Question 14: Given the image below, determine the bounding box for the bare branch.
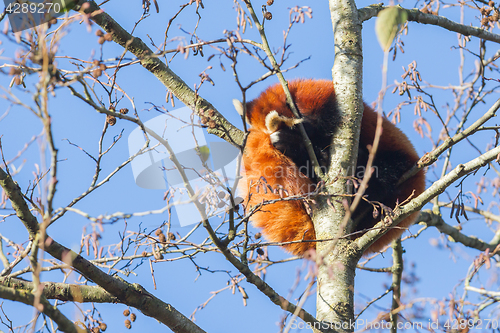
[390,239,403,332]
[418,210,498,251]
[242,0,324,179]
[0,277,119,303]
[73,1,244,147]
[399,97,500,185]
[358,145,500,251]
[0,284,88,333]
[359,4,500,44]
[0,166,206,333]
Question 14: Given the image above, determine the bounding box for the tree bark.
[313,0,364,331]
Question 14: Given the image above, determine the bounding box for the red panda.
[236,79,426,256]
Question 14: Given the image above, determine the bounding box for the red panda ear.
[233,99,251,125]
[265,110,303,133]
[233,99,244,116]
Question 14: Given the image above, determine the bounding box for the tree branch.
[197,205,322,330]
[438,201,500,224]
[418,210,499,251]
[0,166,206,333]
[0,277,119,303]
[311,0,365,330]
[399,97,500,186]
[73,0,244,147]
[359,4,500,44]
[390,239,403,332]
[242,0,324,179]
[357,145,500,251]
[0,284,88,333]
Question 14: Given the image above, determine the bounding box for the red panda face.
[257,107,331,182]
[235,81,339,183]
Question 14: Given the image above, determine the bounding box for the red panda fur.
[240,79,426,256]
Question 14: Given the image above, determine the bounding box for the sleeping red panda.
[236,79,426,256]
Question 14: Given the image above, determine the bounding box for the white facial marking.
[270,131,281,144]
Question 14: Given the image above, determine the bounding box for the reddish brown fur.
[241,79,426,256]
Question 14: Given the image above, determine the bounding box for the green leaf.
[52,0,77,14]
[375,7,407,52]
[198,145,211,163]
